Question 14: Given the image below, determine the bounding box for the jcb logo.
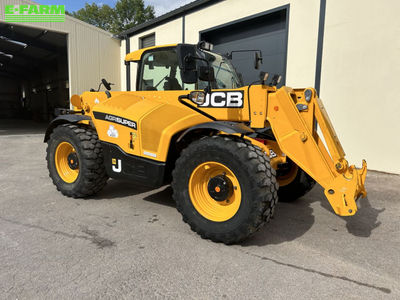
[112,158,121,173]
[198,91,244,108]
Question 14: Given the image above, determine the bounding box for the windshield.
[197,50,242,89]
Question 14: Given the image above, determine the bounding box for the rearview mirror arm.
[96,82,103,92]
[184,54,213,95]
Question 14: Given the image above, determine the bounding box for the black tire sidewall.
[47,126,85,194]
[278,161,316,202]
[174,139,266,235]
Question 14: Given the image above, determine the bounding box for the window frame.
[139,33,156,49]
[136,46,178,91]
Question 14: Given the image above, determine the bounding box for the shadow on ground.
[244,185,385,246]
[313,185,385,238]
[93,179,385,245]
[340,197,385,237]
[143,186,175,208]
[93,179,155,200]
[93,180,175,207]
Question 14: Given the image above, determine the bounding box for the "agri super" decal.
[93,112,137,130]
[198,91,244,108]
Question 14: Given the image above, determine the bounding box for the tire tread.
[46,124,108,198]
[172,135,278,244]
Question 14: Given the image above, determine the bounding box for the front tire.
[46,124,108,198]
[172,136,278,244]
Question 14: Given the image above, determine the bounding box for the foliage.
[67,0,155,34]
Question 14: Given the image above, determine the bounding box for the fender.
[177,121,254,143]
[44,114,92,142]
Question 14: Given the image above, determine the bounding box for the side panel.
[88,88,268,162]
[101,142,165,188]
[90,94,161,159]
[139,104,210,161]
[90,91,212,162]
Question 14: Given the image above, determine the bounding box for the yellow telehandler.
[45,42,367,243]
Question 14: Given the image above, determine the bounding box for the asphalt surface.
[0,133,399,299]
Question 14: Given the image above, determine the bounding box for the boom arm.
[266,87,367,216]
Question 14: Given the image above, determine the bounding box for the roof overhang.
[125,44,177,62]
[118,0,221,38]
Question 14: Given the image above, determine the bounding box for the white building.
[0,0,121,121]
[1,0,399,174]
[119,0,400,174]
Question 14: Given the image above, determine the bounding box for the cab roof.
[125,44,178,62]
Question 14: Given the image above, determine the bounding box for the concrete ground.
[0,133,399,299]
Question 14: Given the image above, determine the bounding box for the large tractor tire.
[277,160,316,202]
[172,136,278,244]
[46,124,108,198]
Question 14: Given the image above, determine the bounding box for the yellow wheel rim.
[277,164,298,187]
[189,161,241,222]
[55,141,79,183]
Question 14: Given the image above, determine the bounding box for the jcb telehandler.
[45,42,367,244]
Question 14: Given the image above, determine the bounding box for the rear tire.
[277,160,316,202]
[172,136,278,244]
[46,124,108,198]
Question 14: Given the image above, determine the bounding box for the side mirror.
[177,44,198,84]
[198,66,215,82]
[102,78,112,90]
[255,52,263,70]
[270,74,282,86]
[259,71,269,85]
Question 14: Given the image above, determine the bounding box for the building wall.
[0,0,121,95]
[125,17,184,89]
[320,0,400,173]
[123,0,400,174]
[185,0,320,88]
[125,0,320,90]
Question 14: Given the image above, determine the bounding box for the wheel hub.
[67,153,79,170]
[207,174,233,202]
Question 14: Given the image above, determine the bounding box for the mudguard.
[177,121,254,142]
[44,114,92,142]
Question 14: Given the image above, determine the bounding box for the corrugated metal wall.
[0,0,121,95]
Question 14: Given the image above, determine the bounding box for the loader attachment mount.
[266,87,367,216]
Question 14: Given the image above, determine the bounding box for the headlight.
[190,91,206,105]
[304,89,313,102]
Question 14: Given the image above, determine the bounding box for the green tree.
[67,3,115,33]
[67,0,155,35]
[114,0,155,33]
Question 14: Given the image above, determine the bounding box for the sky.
[37,0,194,16]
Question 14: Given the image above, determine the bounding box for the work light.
[304,89,312,102]
[190,91,206,105]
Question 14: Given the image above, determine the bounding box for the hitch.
[324,159,367,216]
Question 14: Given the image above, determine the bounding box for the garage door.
[200,8,288,86]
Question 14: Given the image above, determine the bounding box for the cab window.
[139,49,195,91]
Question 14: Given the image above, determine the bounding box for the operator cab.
[126,43,243,92]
